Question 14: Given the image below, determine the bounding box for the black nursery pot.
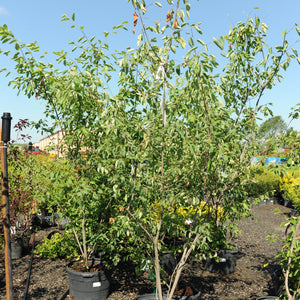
[11,239,23,259]
[67,261,110,300]
[135,291,201,300]
[135,294,168,300]
[204,251,237,275]
[255,297,279,300]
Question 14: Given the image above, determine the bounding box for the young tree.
[0,1,299,299]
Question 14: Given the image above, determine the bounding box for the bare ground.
[0,203,291,300]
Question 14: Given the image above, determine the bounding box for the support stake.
[1,112,13,300]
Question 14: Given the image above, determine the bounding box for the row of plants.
[1,0,299,299]
[245,164,300,209]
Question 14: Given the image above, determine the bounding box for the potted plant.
[9,218,32,259]
[279,172,300,209]
[7,146,36,259]
[34,159,111,300]
[8,144,112,298]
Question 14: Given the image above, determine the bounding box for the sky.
[0,0,299,142]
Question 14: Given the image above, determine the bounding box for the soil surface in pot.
[69,260,103,273]
[0,204,291,299]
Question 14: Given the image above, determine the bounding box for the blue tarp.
[265,157,286,165]
[250,157,259,165]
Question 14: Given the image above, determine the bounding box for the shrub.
[245,166,281,200]
[280,172,300,208]
[34,231,79,259]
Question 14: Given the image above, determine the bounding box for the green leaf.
[61,14,69,21]
[192,25,202,35]
[296,27,300,37]
[154,2,162,7]
[197,39,206,49]
[188,37,194,47]
[291,48,298,56]
[184,46,197,60]
[137,33,143,46]
[177,10,185,22]
[186,1,191,11]
[170,45,176,53]
[255,16,260,28]
[71,13,75,21]
[177,36,186,49]
[213,37,223,50]
[261,23,268,33]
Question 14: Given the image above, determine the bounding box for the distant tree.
[258,116,287,138]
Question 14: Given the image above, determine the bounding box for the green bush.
[279,170,300,208]
[245,166,281,200]
[34,231,79,259]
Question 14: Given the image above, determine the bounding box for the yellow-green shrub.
[280,172,300,208]
[151,201,224,225]
[34,231,79,259]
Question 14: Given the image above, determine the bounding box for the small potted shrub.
[8,146,35,258]
[36,159,111,300]
[279,173,300,209]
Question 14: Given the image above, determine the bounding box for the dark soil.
[69,260,104,273]
[0,203,291,300]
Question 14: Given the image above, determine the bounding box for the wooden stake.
[1,123,13,300]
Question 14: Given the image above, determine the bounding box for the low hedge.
[245,166,281,200]
[245,165,300,208]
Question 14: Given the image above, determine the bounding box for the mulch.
[0,203,292,299]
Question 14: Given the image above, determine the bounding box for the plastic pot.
[204,252,237,275]
[11,239,23,259]
[67,261,110,300]
[161,251,176,275]
[255,297,279,300]
[291,208,300,217]
[135,291,201,300]
[284,199,292,208]
[258,199,275,205]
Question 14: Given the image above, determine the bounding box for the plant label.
[93,282,101,287]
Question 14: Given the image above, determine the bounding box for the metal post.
[1,112,13,300]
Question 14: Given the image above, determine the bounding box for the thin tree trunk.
[82,209,88,266]
[154,238,164,300]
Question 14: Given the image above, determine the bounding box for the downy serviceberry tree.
[0,1,299,298]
